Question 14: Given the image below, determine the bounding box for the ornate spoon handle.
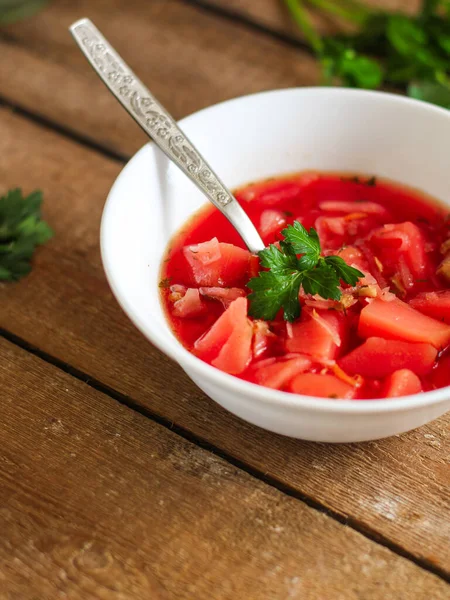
[70,18,265,254]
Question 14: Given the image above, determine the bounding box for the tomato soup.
[159,173,450,399]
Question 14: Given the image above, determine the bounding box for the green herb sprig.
[0,188,53,281]
[284,0,450,109]
[248,221,364,322]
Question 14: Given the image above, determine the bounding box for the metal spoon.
[69,18,265,254]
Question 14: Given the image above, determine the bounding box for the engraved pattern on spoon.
[72,22,233,207]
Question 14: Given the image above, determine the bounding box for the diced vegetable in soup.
[160,172,450,399]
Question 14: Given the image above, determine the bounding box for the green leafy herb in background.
[0,0,48,25]
[0,188,53,281]
[247,221,363,321]
[284,0,450,109]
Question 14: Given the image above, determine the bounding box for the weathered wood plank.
[197,0,421,39]
[0,0,319,157]
[1,108,450,574]
[3,338,450,599]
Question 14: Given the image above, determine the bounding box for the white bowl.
[101,87,450,443]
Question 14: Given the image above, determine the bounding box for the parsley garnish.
[248,221,364,322]
[0,189,53,281]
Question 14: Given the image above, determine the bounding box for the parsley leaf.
[282,222,320,269]
[248,270,303,321]
[324,255,364,286]
[302,260,342,300]
[284,0,450,110]
[259,242,298,275]
[408,80,450,108]
[248,220,364,322]
[0,188,53,281]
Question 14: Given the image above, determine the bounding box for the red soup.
[159,172,450,400]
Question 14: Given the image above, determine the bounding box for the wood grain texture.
[197,0,421,39]
[1,107,450,575]
[0,0,319,157]
[3,337,450,600]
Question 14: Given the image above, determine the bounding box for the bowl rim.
[101,86,450,415]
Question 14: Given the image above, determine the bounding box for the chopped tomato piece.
[395,223,429,279]
[355,242,387,288]
[369,222,430,285]
[211,243,250,285]
[199,287,246,308]
[339,337,437,377]
[290,373,356,399]
[212,326,253,375]
[194,298,252,374]
[172,288,205,318]
[286,310,346,359]
[254,356,311,390]
[383,369,422,397]
[409,290,450,325]
[186,237,221,264]
[184,239,250,287]
[310,309,341,346]
[358,297,450,349]
[315,215,346,249]
[331,246,378,292]
[259,209,287,241]
[194,305,233,358]
[370,223,410,250]
[336,246,370,274]
[315,216,375,250]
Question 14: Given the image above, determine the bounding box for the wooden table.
[0,1,449,598]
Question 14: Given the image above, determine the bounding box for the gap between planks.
[1,325,449,586]
[0,96,128,164]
